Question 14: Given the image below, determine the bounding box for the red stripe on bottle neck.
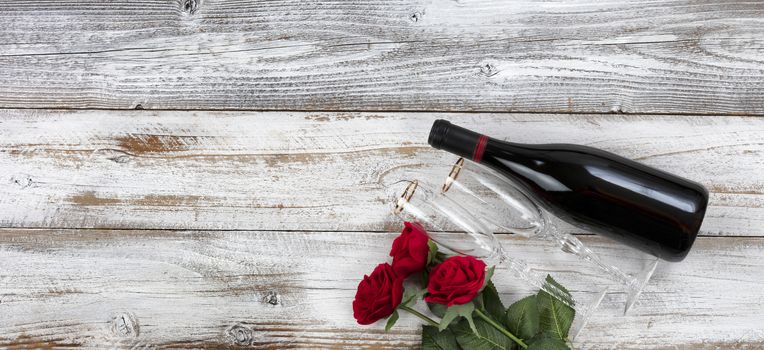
[472,135,488,163]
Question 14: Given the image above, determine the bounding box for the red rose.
[353,263,404,325]
[390,222,430,277]
[425,256,487,306]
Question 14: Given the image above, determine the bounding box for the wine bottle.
[428,119,708,262]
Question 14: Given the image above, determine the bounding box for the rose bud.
[425,256,487,307]
[353,263,404,325]
[390,222,430,278]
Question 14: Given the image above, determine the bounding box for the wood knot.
[110,312,139,338]
[480,63,498,77]
[226,324,254,346]
[10,175,34,189]
[262,291,281,306]
[91,149,132,164]
[108,155,131,164]
[409,11,422,22]
[182,0,199,14]
[134,104,143,110]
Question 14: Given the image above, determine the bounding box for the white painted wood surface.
[0,1,763,113]
[1,1,763,349]
[1,231,763,349]
[1,110,763,349]
[1,110,763,235]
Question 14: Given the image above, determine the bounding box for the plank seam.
[0,107,763,117]
[0,227,757,238]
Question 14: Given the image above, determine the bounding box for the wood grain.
[0,229,762,349]
[1,110,763,235]
[1,1,762,114]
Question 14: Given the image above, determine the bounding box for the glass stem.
[474,309,528,349]
[498,251,576,308]
[399,305,439,327]
[554,230,638,289]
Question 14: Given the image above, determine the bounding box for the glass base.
[570,288,608,340]
[624,258,659,314]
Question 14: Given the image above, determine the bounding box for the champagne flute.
[389,179,607,340]
[441,158,659,314]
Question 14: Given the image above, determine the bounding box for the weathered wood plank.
[0,230,762,349]
[2,110,763,235]
[0,1,762,113]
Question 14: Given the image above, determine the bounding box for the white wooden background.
[1,1,763,349]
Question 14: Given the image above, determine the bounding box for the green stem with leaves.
[399,305,439,327]
[474,309,528,349]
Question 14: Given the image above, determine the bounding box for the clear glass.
[388,179,607,340]
[441,158,659,313]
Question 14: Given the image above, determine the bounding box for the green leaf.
[428,302,448,318]
[427,240,439,266]
[385,310,399,332]
[401,287,426,307]
[526,332,571,350]
[439,302,476,332]
[537,275,575,340]
[505,295,540,341]
[422,325,462,350]
[480,266,495,291]
[452,318,516,350]
[542,275,574,306]
[481,280,505,322]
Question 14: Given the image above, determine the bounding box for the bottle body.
[428,119,709,262]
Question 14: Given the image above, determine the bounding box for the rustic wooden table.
[1,1,763,349]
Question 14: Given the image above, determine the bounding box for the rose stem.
[399,305,439,327]
[474,309,528,349]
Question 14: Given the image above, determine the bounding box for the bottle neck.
[428,119,492,163]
